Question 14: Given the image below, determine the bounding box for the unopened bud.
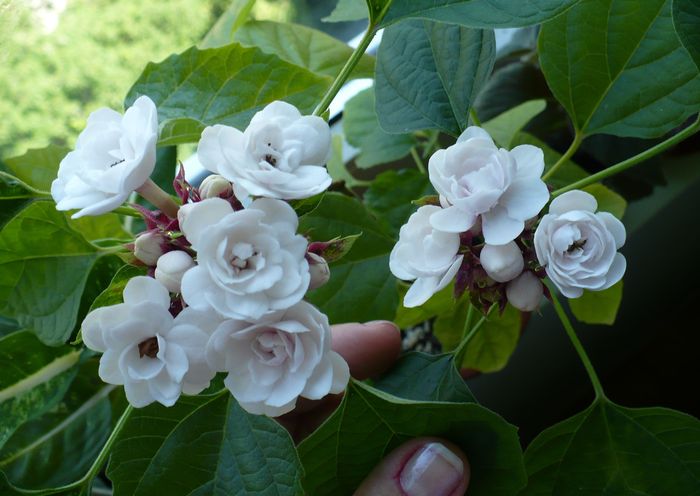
[307,253,330,290]
[480,241,524,283]
[199,174,233,199]
[134,231,166,266]
[155,250,195,293]
[506,271,543,312]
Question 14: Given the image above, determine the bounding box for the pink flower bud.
[199,174,233,199]
[307,253,330,290]
[155,250,195,293]
[506,271,543,312]
[480,241,524,283]
[134,231,166,266]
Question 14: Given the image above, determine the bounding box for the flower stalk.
[136,178,180,218]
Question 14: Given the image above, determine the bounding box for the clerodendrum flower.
[428,126,549,245]
[206,301,350,417]
[179,197,310,320]
[82,276,219,407]
[51,96,158,218]
[197,101,332,200]
[534,190,626,298]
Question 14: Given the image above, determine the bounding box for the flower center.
[230,242,258,273]
[566,239,587,254]
[252,330,289,366]
[138,336,159,358]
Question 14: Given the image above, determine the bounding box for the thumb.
[354,437,470,496]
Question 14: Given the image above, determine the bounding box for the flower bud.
[479,241,524,283]
[199,174,233,199]
[506,271,543,312]
[177,202,195,230]
[155,250,195,293]
[307,252,330,290]
[134,231,166,266]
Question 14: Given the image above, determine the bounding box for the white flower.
[179,197,310,320]
[506,271,543,311]
[81,276,219,407]
[51,96,158,218]
[534,190,626,298]
[155,250,195,293]
[428,127,549,245]
[197,101,332,200]
[198,174,233,199]
[480,241,524,283]
[390,206,464,308]
[206,301,349,417]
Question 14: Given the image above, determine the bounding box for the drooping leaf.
[539,0,700,138]
[300,193,398,324]
[0,331,80,451]
[382,0,581,28]
[343,87,415,168]
[234,21,375,79]
[375,20,495,136]
[0,202,100,345]
[200,0,256,48]
[482,99,547,148]
[673,0,700,71]
[523,399,700,494]
[374,352,476,403]
[125,43,332,146]
[299,380,526,496]
[569,280,624,325]
[323,0,369,22]
[109,394,303,496]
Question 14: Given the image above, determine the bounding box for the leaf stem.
[410,147,427,174]
[135,179,179,218]
[542,130,584,181]
[552,114,700,197]
[453,303,492,365]
[422,130,440,159]
[469,108,482,127]
[545,281,605,399]
[113,205,142,218]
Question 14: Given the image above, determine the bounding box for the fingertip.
[331,320,402,380]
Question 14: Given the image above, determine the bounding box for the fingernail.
[364,320,399,330]
[399,442,464,496]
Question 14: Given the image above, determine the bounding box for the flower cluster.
[390,126,626,313]
[63,98,349,416]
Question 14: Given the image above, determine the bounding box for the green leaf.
[435,303,522,373]
[583,183,627,219]
[568,280,624,325]
[374,352,476,403]
[125,43,332,145]
[300,193,398,324]
[2,145,69,192]
[234,21,375,79]
[200,0,256,48]
[375,20,495,136]
[482,99,547,148]
[539,0,700,138]
[323,0,369,22]
[299,380,526,496]
[326,135,367,189]
[382,0,581,28]
[523,398,700,494]
[109,395,303,496]
[0,202,100,345]
[394,282,455,329]
[673,0,700,71]
[364,169,434,234]
[89,265,146,313]
[0,173,46,231]
[0,331,80,451]
[0,361,113,491]
[289,192,325,217]
[344,87,415,168]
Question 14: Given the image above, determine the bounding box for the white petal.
[510,144,545,178]
[550,190,597,215]
[601,253,626,290]
[481,205,525,245]
[301,358,333,400]
[429,205,476,233]
[179,198,234,250]
[499,178,550,221]
[457,126,495,145]
[403,276,440,308]
[98,349,124,385]
[250,197,299,232]
[81,308,108,352]
[329,351,350,394]
[597,212,626,249]
[123,381,154,408]
[148,372,181,407]
[123,276,171,309]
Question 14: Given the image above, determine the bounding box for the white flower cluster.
[390,126,626,312]
[68,99,348,416]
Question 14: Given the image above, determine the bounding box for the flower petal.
[550,190,597,215]
[481,205,525,245]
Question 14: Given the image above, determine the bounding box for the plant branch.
[410,147,427,174]
[542,130,584,181]
[453,303,492,364]
[135,179,179,218]
[553,114,700,197]
[545,281,605,399]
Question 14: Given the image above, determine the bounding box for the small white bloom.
[197,101,332,200]
[506,271,543,311]
[155,250,195,293]
[51,96,158,218]
[81,276,220,407]
[307,253,331,290]
[534,190,626,298]
[133,231,166,266]
[390,206,464,308]
[428,126,549,245]
[199,174,233,199]
[179,197,310,320]
[480,241,524,283]
[206,301,349,417]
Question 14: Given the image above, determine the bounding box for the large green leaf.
[382,0,581,28]
[343,87,416,168]
[673,0,700,71]
[234,21,375,79]
[300,193,398,324]
[0,173,46,231]
[0,361,113,491]
[323,0,369,22]
[2,145,69,192]
[125,43,332,146]
[0,202,100,345]
[299,380,526,495]
[375,20,495,136]
[109,394,303,496]
[482,99,547,148]
[523,398,700,494]
[0,331,80,451]
[200,0,256,48]
[569,280,624,326]
[539,0,700,138]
